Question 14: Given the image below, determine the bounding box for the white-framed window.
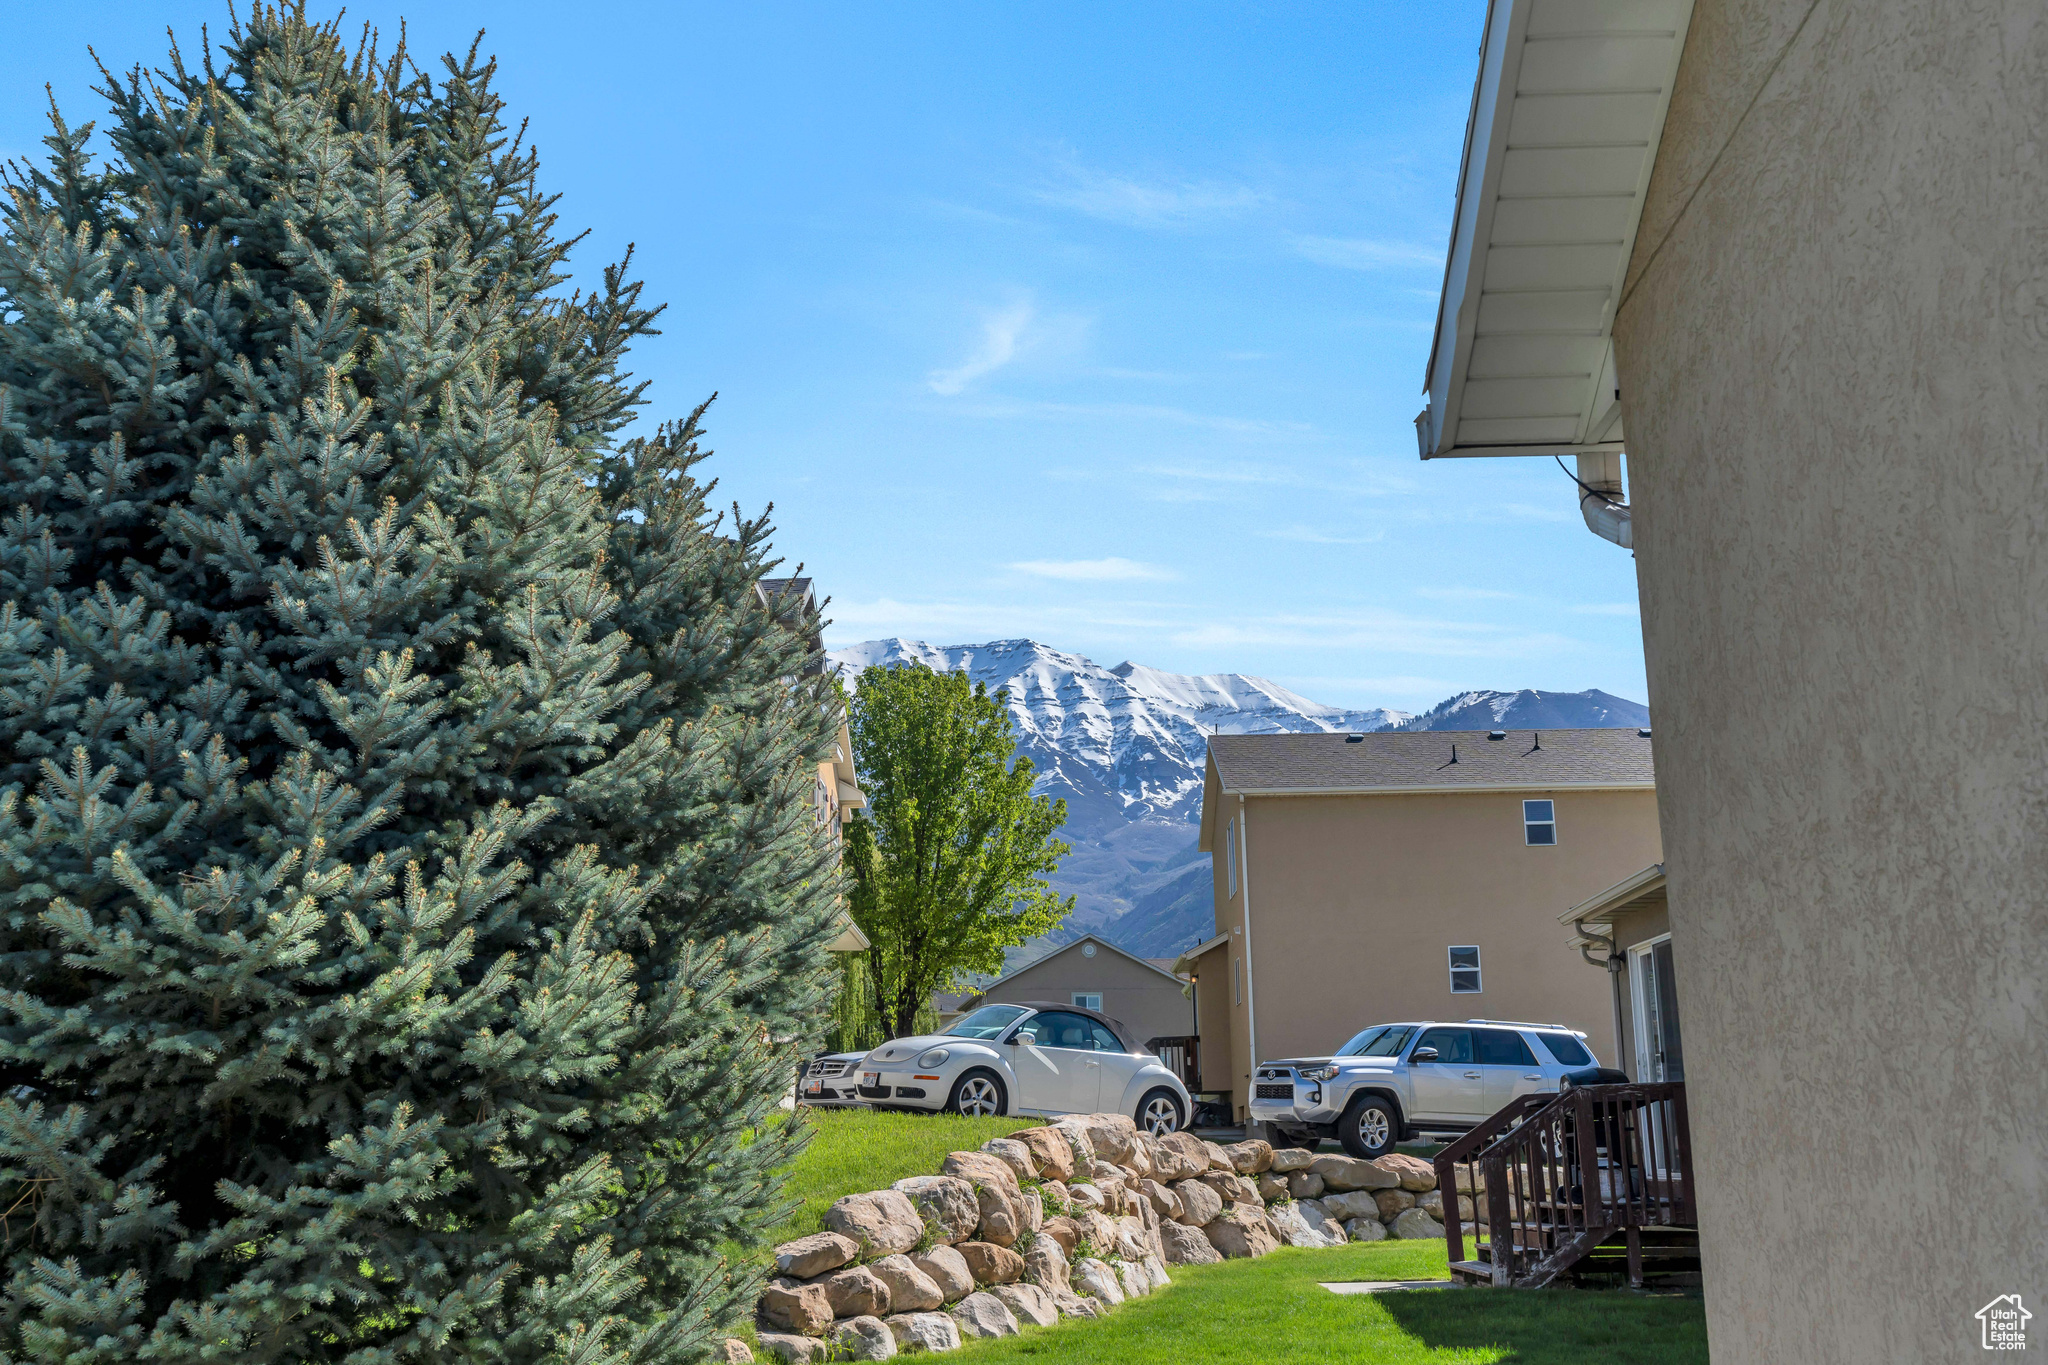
[1233,956,1243,1006]
[1072,992,1103,1011]
[1448,945,1482,994]
[1523,799,1557,845]
[1225,815,1238,897]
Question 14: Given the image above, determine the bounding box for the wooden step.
[1448,1260,1493,1285]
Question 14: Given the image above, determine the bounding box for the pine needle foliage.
[0,7,844,1362]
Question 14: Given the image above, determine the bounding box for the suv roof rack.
[1465,1018,1578,1032]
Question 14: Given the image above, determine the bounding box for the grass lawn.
[952,1240,1709,1365]
[766,1107,1026,1244]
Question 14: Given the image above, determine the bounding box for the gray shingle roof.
[1209,728,1654,793]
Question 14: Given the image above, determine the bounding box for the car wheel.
[1136,1087,1185,1136]
[1339,1093,1400,1159]
[947,1069,1007,1117]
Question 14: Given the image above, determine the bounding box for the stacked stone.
[730,1117,1472,1361]
[744,1113,1170,1361]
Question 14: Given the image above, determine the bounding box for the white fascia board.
[1221,781,1656,798]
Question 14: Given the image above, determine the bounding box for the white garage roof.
[1417,0,1695,460]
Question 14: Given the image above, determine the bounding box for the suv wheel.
[1339,1093,1400,1160]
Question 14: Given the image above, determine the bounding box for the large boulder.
[713,1341,754,1364]
[772,1231,860,1279]
[1345,1215,1389,1242]
[883,1313,961,1354]
[1072,1113,1139,1166]
[1159,1220,1224,1265]
[1067,1183,1106,1213]
[867,1254,944,1314]
[1311,1155,1400,1192]
[1286,1170,1325,1200]
[1071,1257,1124,1306]
[1170,1178,1223,1227]
[1114,1260,1150,1300]
[829,1316,898,1362]
[1078,1210,1121,1257]
[1086,1160,1128,1193]
[1038,1216,1080,1255]
[1320,1189,1381,1222]
[1143,1256,1171,1291]
[1295,1198,1349,1247]
[1139,1178,1183,1221]
[1378,1153,1439,1192]
[1009,1127,1077,1182]
[1452,1164,1487,1196]
[1199,1170,1261,1205]
[755,1333,828,1364]
[1268,1200,1340,1249]
[1048,1120,1096,1170]
[942,1152,1024,1247]
[820,1265,892,1319]
[950,1291,1021,1340]
[991,1282,1060,1328]
[956,1241,1025,1286]
[1018,1188,1044,1237]
[943,1149,1021,1195]
[1256,1174,1289,1202]
[1389,1206,1446,1240]
[1222,1139,1274,1174]
[824,1190,926,1258]
[1203,1141,1235,1172]
[1152,1132,1211,1182]
[1374,1189,1417,1221]
[1417,1188,1470,1221]
[1268,1147,1317,1174]
[980,1137,1039,1181]
[1127,1131,1161,1180]
[910,1245,975,1303]
[1023,1231,1070,1291]
[759,1281,833,1336]
[1049,1288,1107,1320]
[1111,1216,1152,1261]
[1203,1204,1280,1259]
[1038,1180,1071,1216]
[892,1176,981,1244]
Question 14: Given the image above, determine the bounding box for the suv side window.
[1473,1028,1538,1066]
[1414,1027,1473,1064]
[1534,1032,1593,1067]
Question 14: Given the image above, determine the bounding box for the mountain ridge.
[827,637,1649,963]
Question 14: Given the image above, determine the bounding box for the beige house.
[951,935,1194,1063]
[1416,1,2044,1355]
[1561,865,1681,1085]
[1183,728,1661,1123]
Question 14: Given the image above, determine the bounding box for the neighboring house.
[1561,865,1681,1084]
[1188,728,1661,1123]
[942,935,1194,1059]
[757,576,869,952]
[1417,1,2042,1353]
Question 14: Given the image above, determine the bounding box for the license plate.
[805,1081,823,1094]
[863,1072,879,1088]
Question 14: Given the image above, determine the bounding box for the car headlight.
[1303,1065,1342,1082]
[916,1048,951,1068]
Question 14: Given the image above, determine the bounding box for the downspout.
[1577,921,1627,1073]
[1238,795,1260,1113]
[1571,451,1632,549]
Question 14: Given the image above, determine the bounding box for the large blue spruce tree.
[0,7,842,1360]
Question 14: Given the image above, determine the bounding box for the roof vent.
[1638,728,1653,738]
[1487,730,1506,741]
[1345,734,1364,743]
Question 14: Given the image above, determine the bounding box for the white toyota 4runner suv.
[1249,1019,1603,1159]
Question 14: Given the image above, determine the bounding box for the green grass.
[767,1107,1028,1244]
[952,1241,1708,1365]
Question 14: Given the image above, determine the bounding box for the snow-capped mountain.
[826,638,1649,962]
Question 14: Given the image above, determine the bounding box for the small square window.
[1449,945,1482,994]
[1523,799,1557,846]
[1072,992,1103,1011]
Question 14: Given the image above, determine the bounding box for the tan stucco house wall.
[1609,4,2048,1357]
[969,935,1192,1051]
[1197,729,1663,1123]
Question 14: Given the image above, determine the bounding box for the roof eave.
[1219,780,1657,798]
[1559,862,1669,927]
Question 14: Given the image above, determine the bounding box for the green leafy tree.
[843,663,1072,1041]
[0,8,842,1362]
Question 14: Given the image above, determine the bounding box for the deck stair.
[1434,1081,1698,1288]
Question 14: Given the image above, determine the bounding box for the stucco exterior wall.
[981,942,1191,1050]
[1234,788,1663,1075]
[1187,940,1235,1096]
[1613,1,2048,1359]
[1209,802,1255,1119]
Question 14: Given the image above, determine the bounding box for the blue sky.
[5,3,1648,714]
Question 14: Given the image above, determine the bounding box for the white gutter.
[1574,450,1633,550]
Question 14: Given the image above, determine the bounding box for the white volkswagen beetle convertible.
[854,1001,1193,1134]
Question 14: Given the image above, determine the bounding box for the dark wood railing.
[1433,1082,1694,1287]
[1147,1035,1200,1092]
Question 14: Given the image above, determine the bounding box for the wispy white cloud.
[1033,156,1264,228]
[1573,602,1641,617]
[1170,608,1578,660]
[1291,234,1443,271]
[1009,557,1178,583]
[928,301,1036,395]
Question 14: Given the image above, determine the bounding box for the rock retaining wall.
[723,1117,1455,1361]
